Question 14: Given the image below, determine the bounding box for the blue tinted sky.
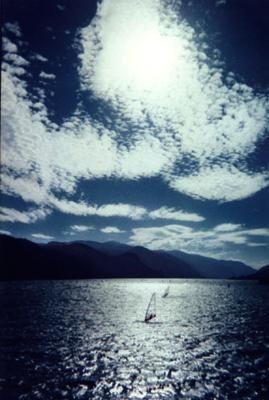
[1,0,268,267]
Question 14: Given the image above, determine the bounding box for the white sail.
[144,293,156,322]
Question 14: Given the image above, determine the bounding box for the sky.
[1,0,269,268]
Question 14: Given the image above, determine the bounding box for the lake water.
[0,279,268,399]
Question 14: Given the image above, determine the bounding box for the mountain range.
[0,234,262,280]
[75,240,255,279]
[241,264,269,284]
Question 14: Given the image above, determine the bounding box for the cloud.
[214,223,243,232]
[39,71,56,80]
[129,222,269,257]
[149,207,205,222]
[217,232,247,245]
[0,230,11,235]
[50,198,147,219]
[1,0,268,212]
[70,224,94,232]
[101,226,125,233]
[2,37,18,53]
[92,203,146,219]
[48,197,205,222]
[0,207,50,224]
[247,242,268,247]
[3,53,29,66]
[2,160,204,224]
[31,233,54,240]
[79,0,268,201]
[4,22,21,37]
[169,166,268,202]
[32,53,48,63]
[242,228,269,236]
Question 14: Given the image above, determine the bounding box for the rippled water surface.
[0,279,268,399]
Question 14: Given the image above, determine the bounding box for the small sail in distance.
[144,293,156,323]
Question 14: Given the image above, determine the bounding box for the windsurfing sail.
[144,293,156,322]
[162,286,169,298]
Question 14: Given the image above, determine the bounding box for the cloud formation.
[0,207,50,224]
[0,230,11,235]
[214,223,243,232]
[129,222,269,259]
[149,207,205,222]
[1,0,268,229]
[39,71,56,80]
[4,22,21,37]
[70,224,94,232]
[50,198,205,222]
[101,226,125,233]
[31,233,54,240]
[79,0,268,201]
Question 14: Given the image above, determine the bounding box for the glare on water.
[0,279,268,399]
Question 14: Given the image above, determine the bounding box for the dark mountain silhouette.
[121,246,200,278]
[244,265,269,284]
[0,234,257,280]
[168,249,255,279]
[73,240,132,255]
[0,234,199,280]
[0,235,159,280]
[75,240,255,279]
[73,241,199,277]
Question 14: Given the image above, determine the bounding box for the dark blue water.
[0,279,268,399]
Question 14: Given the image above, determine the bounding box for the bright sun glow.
[127,30,178,88]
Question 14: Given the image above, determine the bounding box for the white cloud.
[2,37,18,53]
[79,0,268,201]
[169,166,268,202]
[94,203,146,219]
[1,174,50,206]
[101,226,125,233]
[31,233,54,240]
[1,0,268,213]
[0,230,11,235]
[39,71,56,80]
[217,232,247,245]
[129,222,269,257]
[0,207,50,224]
[70,224,94,232]
[242,228,269,237]
[247,242,268,247]
[149,206,205,222]
[48,197,206,223]
[4,22,21,37]
[3,53,29,66]
[50,198,147,219]
[214,223,243,232]
[32,53,48,63]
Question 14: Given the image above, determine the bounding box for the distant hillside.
[74,240,199,278]
[123,246,200,278]
[75,240,254,279]
[168,249,255,279]
[245,265,269,284]
[0,235,257,280]
[0,235,158,280]
[0,235,198,280]
[73,240,132,255]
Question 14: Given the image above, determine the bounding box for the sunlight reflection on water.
[0,279,268,399]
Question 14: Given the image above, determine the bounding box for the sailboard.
[144,293,156,323]
[162,286,169,298]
